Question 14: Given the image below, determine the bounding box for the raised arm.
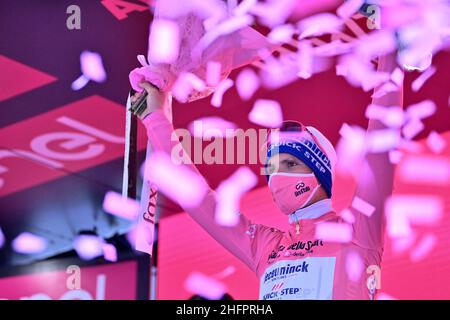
[135,83,280,274]
[351,53,404,251]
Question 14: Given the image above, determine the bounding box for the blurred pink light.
[148,19,180,64]
[406,100,436,120]
[142,152,208,209]
[12,232,48,254]
[249,99,283,128]
[315,222,353,243]
[103,191,139,221]
[298,13,343,39]
[367,129,401,153]
[73,234,104,261]
[184,271,227,300]
[412,66,436,92]
[0,227,4,249]
[339,208,355,224]
[337,0,364,19]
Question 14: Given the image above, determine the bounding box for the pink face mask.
[268,173,322,215]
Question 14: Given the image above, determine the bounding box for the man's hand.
[131,81,165,120]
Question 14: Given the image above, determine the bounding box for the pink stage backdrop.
[158,132,450,300]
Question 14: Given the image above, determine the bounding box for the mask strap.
[300,183,322,209]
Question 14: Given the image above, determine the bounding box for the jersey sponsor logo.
[259,257,336,300]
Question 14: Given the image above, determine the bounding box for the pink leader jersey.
[143,110,385,300]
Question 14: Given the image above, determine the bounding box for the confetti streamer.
[73,234,104,261]
[411,66,436,92]
[249,99,283,128]
[142,152,208,209]
[12,232,48,254]
[398,155,450,185]
[426,131,446,154]
[184,271,227,300]
[315,222,353,243]
[409,233,437,262]
[351,196,375,217]
[236,68,260,100]
[215,167,257,226]
[103,191,139,220]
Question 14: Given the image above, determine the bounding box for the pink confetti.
[345,251,364,282]
[298,13,343,39]
[315,222,353,243]
[188,116,237,139]
[236,68,260,100]
[211,78,234,107]
[142,152,208,209]
[392,233,416,254]
[336,123,367,176]
[355,30,397,59]
[402,118,424,140]
[390,68,405,87]
[233,0,257,16]
[297,40,313,79]
[351,196,375,217]
[103,191,139,221]
[376,293,397,300]
[0,227,4,248]
[248,99,283,128]
[426,131,446,154]
[365,104,404,128]
[337,0,364,19]
[268,23,296,44]
[339,208,355,224]
[206,61,222,86]
[148,19,180,64]
[410,233,437,262]
[72,51,107,90]
[73,235,104,261]
[12,232,48,254]
[184,271,227,300]
[102,243,118,262]
[249,0,297,28]
[215,167,257,226]
[412,66,436,92]
[388,149,404,164]
[371,82,400,99]
[260,55,299,90]
[399,155,450,185]
[385,195,444,238]
[367,129,401,153]
[172,72,206,103]
[406,100,436,120]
